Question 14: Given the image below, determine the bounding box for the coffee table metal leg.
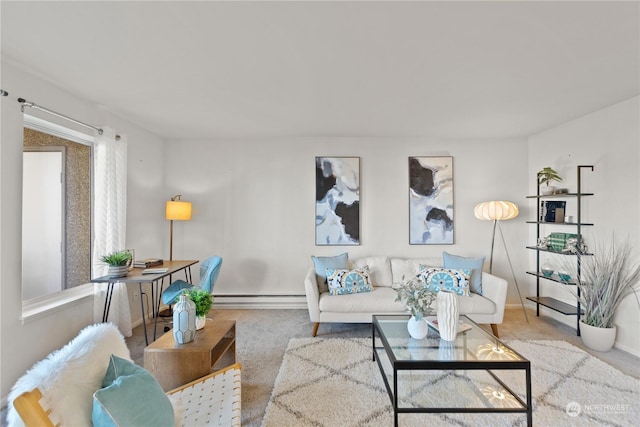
[526,365,532,426]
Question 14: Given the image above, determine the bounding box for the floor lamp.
[166,194,192,261]
[474,201,529,322]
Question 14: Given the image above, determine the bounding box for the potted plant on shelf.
[184,288,213,330]
[100,250,133,278]
[394,276,437,339]
[565,239,640,352]
[537,167,563,195]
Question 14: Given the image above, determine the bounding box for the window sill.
[21,284,95,323]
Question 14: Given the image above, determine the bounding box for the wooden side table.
[144,320,236,391]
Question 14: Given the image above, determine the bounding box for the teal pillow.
[93,355,174,427]
[442,252,485,295]
[325,268,373,296]
[311,253,349,293]
[418,267,471,297]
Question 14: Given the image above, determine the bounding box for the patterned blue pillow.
[418,267,471,296]
[325,268,373,296]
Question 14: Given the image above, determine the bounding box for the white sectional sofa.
[304,255,508,337]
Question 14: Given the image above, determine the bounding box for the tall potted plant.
[537,166,563,195]
[566,239,640,351]
[100,250,133,278]
[184,288,213,330]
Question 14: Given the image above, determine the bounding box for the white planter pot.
[407,316,428,340]
[580,320,616,352]
[437,290,459,341]
[195,315,206,330]
[540,186,556,195]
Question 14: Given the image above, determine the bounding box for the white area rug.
[262,338,639,427]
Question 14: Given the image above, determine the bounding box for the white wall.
[527,96,640,356]
[164,137,529,301]
[0,61,167,401]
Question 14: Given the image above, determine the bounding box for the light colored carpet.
[262,337,640,427]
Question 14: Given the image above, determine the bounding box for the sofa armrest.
[304,267,321,322]
[480,272,508,324]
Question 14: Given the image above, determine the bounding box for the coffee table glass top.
[374,314,526,364]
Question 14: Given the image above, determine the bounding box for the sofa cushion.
[7,323,131,427]
[351,256,392,287]
[418,267,471,297]
[390,258,440,286]
[319,287,405,313]
[311,253,349,293]
[326,268,373,296]
[93,355,174,427]
[443,252,485,295]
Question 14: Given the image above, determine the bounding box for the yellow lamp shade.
[474,201,519,221]
[166,200,192,221]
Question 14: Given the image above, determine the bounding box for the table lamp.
[474,200,528,322]
[166,194,192,261]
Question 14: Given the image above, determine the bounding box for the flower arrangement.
[394,275,437,319]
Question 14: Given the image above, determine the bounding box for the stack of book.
[133,258,163,268]
[539,200,566,223]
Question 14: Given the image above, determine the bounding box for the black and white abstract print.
[315,157,360,245]
[409,156,454,244]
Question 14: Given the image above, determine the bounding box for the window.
[22,115,93,303]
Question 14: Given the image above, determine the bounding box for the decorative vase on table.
[195,315,206,330]
[407,315,429,340]
[173,294,196,344]
[437,290,459,341]
[580,320,616,352]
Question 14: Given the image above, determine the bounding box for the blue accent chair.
[161,256,223,305]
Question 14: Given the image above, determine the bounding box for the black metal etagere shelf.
[525,165,594,336]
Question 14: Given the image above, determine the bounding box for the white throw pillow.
[351,256,392,287]
[7,323,131,427]
[390,258,441,286]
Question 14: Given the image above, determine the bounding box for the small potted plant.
[100,250,133,278]
[537,167,563,195]
[184,288,213,329]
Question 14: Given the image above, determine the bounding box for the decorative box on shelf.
[548,232,579,252]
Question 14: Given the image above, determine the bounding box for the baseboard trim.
[212,294,307,309]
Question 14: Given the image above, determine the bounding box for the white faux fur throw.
[7,323,131,427]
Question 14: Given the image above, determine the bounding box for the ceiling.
[1,1,638,140]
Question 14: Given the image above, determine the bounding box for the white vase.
[173,294,196,344]
[437,290,459,341]
[580,320,616,352]
[407,316,428,339]
[195,315,206,330]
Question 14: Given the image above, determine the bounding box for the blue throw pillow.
[418,267,471,297]
[93,355,174,427]
[442,252,485,295]
[325,268,373,296]
[311,253,349,293]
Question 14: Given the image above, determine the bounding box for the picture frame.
[408,156,454,244]
[315,157,360,245]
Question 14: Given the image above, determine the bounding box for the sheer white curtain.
[92,127,132,336]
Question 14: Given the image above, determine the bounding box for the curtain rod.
[17,97,121,140]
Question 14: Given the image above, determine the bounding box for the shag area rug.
[262,338,639,427]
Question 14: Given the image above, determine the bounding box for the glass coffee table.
[372,315,532,426]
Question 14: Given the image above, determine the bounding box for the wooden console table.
[144,320,236,391]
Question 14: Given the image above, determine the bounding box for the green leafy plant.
[393,276,436,319]
[562,239,640,328]
[100,250,133,267]
[184,288,213,317]
[537,167,563,187]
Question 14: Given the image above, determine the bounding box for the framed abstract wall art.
[315,157,360,245]
[408,156,454,244]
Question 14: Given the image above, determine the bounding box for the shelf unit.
[525,165,594,335]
